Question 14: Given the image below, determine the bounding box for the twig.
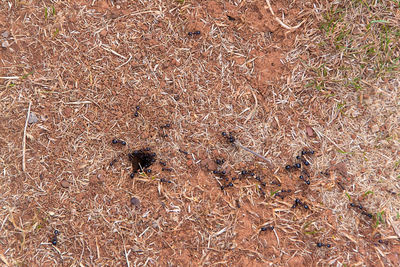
[235,142,274,170]
[244,90,258,123]
[0,252,9,266]
[273,228,280,246]
[100,44,127,59]
[117,53,132,69]
[65,101,92,105]
[265,0,305,30]
[95,236,100,259]
[22,101,32,172]
[0,76,19,79]
[122,237,130,267]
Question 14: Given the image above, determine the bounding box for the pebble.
[60,180,70,188]
[1,40,9,48]
[130,197,140,208]
[28,112,39,124]
[306,126,315,137]
[2,31,9,38]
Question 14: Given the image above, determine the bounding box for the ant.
[51,229,60,246]
[160,123,171,129]
[160,178,172,183]
[133,106,139,117]
[112,139,126,145]
[221,132,235,143]
[188,31,201,36]
[179,149,188,155]
[109,158,118,166]
[215,159,225,165]
[317,242,331,248]
[260,225,274,231]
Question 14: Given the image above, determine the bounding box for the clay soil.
[1,0,400,266]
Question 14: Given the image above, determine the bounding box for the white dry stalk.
[235,142,274,170]
[22,101,32,172]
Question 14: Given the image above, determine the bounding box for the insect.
[215,159,224,165]
[160,178,172,183]
[260,226,274,231]
[236,199,241,208]
[179,149,188,155]
[112,139,126,145]
[109,158,118,166]
[50,230,59,246]
[337,182,345,190]
[301,150,315,155]
[317,242,331,248]
[227,15,236,21]
[361,211,373,219]
[161,123,171,128]
[292,198,302,208]
[222,131,235,143]
[271,180,281,186]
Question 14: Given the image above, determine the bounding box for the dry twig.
[22,101,31,172]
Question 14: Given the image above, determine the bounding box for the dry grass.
[0,0,399,266]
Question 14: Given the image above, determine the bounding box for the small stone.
[60,180,70,188]
[28,112,39,124]
[306,126,315,137]
[1,40,9,48]
[97,173,104,182]
[2,31,10,38]
[130,197,140,208]
[100,29,107,37]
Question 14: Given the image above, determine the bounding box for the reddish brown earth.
[1,0,399,266]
